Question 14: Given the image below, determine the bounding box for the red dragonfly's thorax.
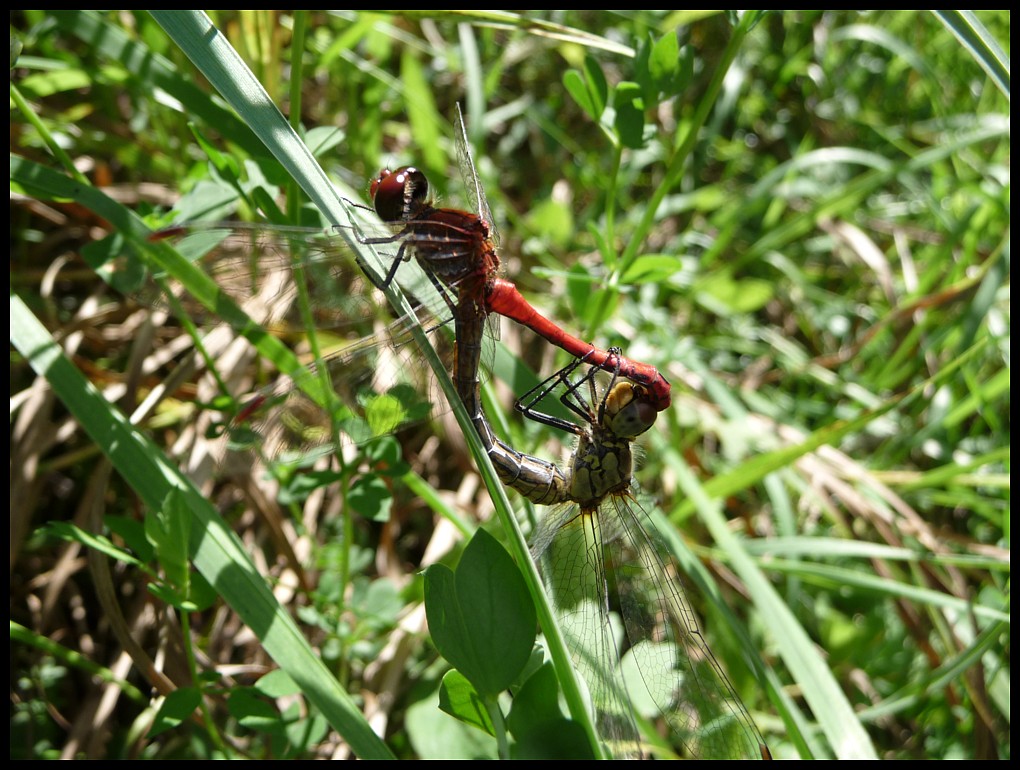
[407,205,498,293]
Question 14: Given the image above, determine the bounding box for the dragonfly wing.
[127,223,463,460]
[533,506,645,759]
[453,104,498,249]
[230,313,448,457]
[605,494,769,759]
[146,224,453,333]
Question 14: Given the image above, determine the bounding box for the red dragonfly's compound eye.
[370,166,429,223]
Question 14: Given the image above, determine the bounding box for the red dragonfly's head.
[370,166,430,224]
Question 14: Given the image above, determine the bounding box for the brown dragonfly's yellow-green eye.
[603,381,657,440]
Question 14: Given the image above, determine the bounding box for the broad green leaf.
[506,662,566,738]
[255,669,301,698]
[510,664,595,762]
[695,272,775,316]
[620,254,682,285]
[228,688,283,732]
[613,81,646,149]
[424,529,536,697]
[649,31,691,96]
[564,55,608,123]
[405,685,497,759]
[148,687,203,738]
[348,473,393,523]
[104,515,156,563]
[564,70,597,122]
[524,197,574,250]
[144,489,192,598]
[438,669,495,736]
[581,55,609,119]
[276,470,344,506]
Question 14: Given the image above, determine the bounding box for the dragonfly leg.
[514,351,605,435]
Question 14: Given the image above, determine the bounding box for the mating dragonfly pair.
[141,107,768,760]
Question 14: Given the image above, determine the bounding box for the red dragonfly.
[139,107,669,456]
[463,351,770,759]
[363,105,670,413]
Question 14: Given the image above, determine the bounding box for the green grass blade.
[933,10,1010,101]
